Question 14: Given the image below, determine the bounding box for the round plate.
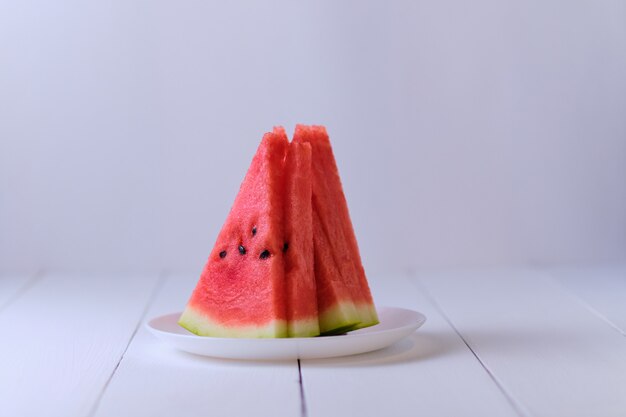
[146,306,426,360]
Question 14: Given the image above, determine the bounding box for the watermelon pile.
[178,125,378,338]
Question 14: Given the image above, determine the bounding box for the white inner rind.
[179,307,288,338]
[287,318,320,338]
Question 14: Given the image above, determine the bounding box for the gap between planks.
[409,274,531,417]
[0,270,44,313]
[298,274,524,417]
[297,359,308,417]
[547,269,626,338]
[87,272,167,417]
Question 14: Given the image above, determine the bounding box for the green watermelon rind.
[179,306,288,338]
[317,301,379,335]
[345,303,380,331]
[180,302,378,338]
[320,304,380,336]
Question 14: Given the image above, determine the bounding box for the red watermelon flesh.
[178,128,290,337]
[284,141,319,337]
[293,125,379,334]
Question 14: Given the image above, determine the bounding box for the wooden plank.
[550,265,626,336]
[416,268,626,417]
[0,273,160,417]
[0,274,36,311]
[93,274,302,417]
[300,275,521,417]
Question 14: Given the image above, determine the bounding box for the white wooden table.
[1,266,625,417]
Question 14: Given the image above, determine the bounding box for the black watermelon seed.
[219,250,227,258]
[283,242,289,252]
[259,250,270,259]
[238,245,246,255]
[252,226,257,236]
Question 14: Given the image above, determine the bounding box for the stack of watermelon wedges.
[179,125,378,338]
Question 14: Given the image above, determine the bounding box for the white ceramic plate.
[146,306,426,360]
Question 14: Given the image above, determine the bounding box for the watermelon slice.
[293,125,379,334]
[178,128,290,337]
[284,141,319,337]
[179,125,377,338]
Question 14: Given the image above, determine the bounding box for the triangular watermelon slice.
[284,141,319,337]
[178,128,290,337]
[293,125,379,334]
[179,125,377,338]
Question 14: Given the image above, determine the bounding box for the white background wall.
[1,1,625,277]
